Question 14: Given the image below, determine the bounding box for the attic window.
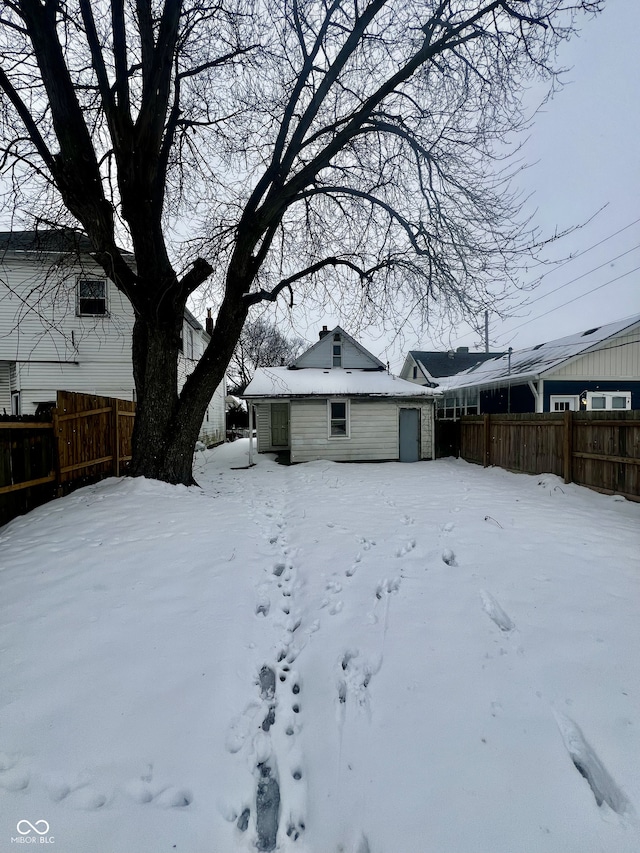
[332,341,342,367]
[582,327,600,336]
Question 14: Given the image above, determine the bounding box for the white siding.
[295,333,381,369]
[290,398,434,463]
[550,328,640,379]
[254,402,273,451]
[15,360,135,413]
[0,361,10,412]
[177,318,226,445]
[199,377,226,445]
[0,257,134,364]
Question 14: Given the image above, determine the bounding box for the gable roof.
[294,326,385,369]
[243,367,434,398]
[409,349,504,381]
[438,315,640,393]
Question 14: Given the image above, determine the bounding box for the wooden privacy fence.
[459,411,640,502]
[0,390,136,526]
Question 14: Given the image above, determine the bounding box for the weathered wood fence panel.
[0,391,136,526]
[54,391,136,484]
[458,411,640,501]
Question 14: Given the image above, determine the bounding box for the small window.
[585,391,631,411]
[186,327,194,360]
[550,395,578,412]
[412,366,418,379]
[78,279,107,315]
[329,400,349,437]
[332,343,342,367]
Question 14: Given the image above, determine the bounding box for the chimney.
[456,346,469,353]
[205,308,213,336]
[319,325,329,339]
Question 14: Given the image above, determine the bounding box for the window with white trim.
[585,391,631,411]
[550,395,578,412]
[77,278,107,316]
[328,399,349,437]
[332,336,342,367]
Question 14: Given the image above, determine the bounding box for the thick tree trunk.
[127,308,234,486]
[128,314,202,485]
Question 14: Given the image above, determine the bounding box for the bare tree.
[0,0,601,484]
[229,318,304,394]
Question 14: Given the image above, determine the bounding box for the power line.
[520,244,640,309]
[496,265,640,337]
[525,215,640,281]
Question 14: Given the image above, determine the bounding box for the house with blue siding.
[435,315,640,416]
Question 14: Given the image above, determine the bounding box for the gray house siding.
[294,328,383,370]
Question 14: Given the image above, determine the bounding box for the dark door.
[270,403,289,447]
[399,408,420,462]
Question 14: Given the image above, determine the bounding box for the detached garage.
[243,327,435,464]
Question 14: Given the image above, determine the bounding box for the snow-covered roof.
[438,315,640,393]
[243,367,435,398]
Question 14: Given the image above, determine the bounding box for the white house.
[243,326,435,463]
[0,230,225,444]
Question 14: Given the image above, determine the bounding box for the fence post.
[483,414,491,468]
[51,403,63,496]
[563,408,573,484]
[113,399,120,477]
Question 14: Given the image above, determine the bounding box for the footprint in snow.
[555,712,631,815]
[441,548,457,566]
[395,539,416,557]
[480,590,515,632]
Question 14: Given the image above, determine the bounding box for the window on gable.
[186,327,194,360]
[332,342,342,367]
[77,279,107,316]
[328,400,349,437]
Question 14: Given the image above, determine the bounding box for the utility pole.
[484,310,489,353]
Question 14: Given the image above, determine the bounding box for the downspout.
[248,403,254,466]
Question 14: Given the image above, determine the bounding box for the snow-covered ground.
[1,440,639,853]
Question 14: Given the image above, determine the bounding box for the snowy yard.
[1,440,639,853]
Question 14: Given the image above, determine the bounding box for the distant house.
[243,325,436,463]
[0,229,225,445]
[400,347,504,387]
[435,315,640,416]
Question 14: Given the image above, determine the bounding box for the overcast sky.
[296,0,640,370]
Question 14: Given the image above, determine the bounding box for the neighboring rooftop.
[438,314,640,392]
[410,348,505,382]
[0,229,96,254]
